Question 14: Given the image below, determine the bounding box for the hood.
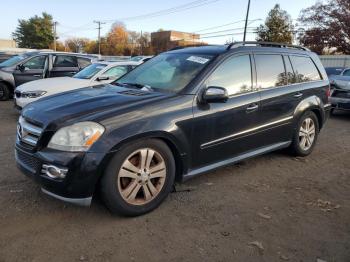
[22,84,169,130]
[16,77,92,93]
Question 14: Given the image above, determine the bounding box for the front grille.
[17,116,43,147]
[15,148,41,173]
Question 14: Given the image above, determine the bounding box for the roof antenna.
[243,0,251,45]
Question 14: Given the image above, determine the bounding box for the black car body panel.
[16,44,331,205]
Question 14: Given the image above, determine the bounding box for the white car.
[14,61,140,110]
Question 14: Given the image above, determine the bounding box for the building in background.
[151,30,206,53]
[0,39,16,49]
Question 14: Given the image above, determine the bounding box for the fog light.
[41,164,68,179]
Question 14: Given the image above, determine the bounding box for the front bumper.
[15,142,109,206]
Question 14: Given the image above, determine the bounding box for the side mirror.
[16,64,25,72]
[96,76,109,81]
[200,86,229,103]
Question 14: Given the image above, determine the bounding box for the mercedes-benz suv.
[15,42,331,216]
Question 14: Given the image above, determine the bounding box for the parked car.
[325,67,346,77]
[15,42,331,216]
[130,56,153,63]
[14,61,141,110]
[0,51,99,101]
[329,68,350,113]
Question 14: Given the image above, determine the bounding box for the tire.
[0,82,10,101]
[289,111,319,157]
[100,139,175,216]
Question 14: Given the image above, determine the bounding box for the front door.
[13,55,48,86]
[191,54,261,170]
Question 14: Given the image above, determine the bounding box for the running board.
[183,141,291,181]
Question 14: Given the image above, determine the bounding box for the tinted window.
[289,56,321,82]
[117,53,213,92]
[23,55,46,70]
[342,69,350,76]
[325,67,344,76]
[77,57,91,69]
[255,54,286,89]
[102,66,129,79]
[54,55,78,68]
[207,55,252,96]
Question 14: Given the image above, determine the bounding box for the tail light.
[326,85,331,102]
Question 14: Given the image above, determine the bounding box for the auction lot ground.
[0,101,349,262]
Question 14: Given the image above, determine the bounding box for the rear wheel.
[290,111,319,157]
[0,82,10,101]
[101,139,175,216]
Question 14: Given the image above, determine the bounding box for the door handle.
[246,104,259,112]
[294,92,303,98]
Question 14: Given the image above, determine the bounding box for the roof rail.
[227,41,310,51]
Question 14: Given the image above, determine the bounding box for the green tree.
[256,4,294,44]
[12,12,54,49]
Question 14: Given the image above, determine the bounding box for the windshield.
[73,63,107,79]
[117,53,213,92]
[0,55,28,67]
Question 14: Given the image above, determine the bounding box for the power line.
[199,27,256,36]
[194,19,262,33]
[101,0,220,23]
[200,31,257,39]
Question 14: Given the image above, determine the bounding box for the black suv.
[15,42,331,216]
[0,52,98,100]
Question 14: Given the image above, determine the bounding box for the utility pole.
[94,20,105,55]
[53,21,58,51]
[243,0,251,43]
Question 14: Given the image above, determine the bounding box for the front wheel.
[289,111,319,157]
[100,139,175,216]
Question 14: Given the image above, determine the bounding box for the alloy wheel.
[299,117,316,151]
[117,148,167,205]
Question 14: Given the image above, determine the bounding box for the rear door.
[253,53,297,146]
[49,55,80,77]
[13,55,48,86]
[192,54,261,169]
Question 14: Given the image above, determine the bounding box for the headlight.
[21,90,47,98]
[48,122,105,152]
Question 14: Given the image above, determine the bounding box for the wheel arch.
[293,95,326,129]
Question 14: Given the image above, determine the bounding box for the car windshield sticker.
[186,56,210,64]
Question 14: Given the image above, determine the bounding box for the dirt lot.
[0,101,349,262]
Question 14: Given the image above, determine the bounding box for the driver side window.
[343,69,350,76]
[23,56,46,70]
[207,55,252,96]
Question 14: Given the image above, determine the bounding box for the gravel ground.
[0,101,349,262]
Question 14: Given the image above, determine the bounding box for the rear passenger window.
[289,56,321,82]
[255,54,286,89]
[53,55,78,68]
[207,55,252,96]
